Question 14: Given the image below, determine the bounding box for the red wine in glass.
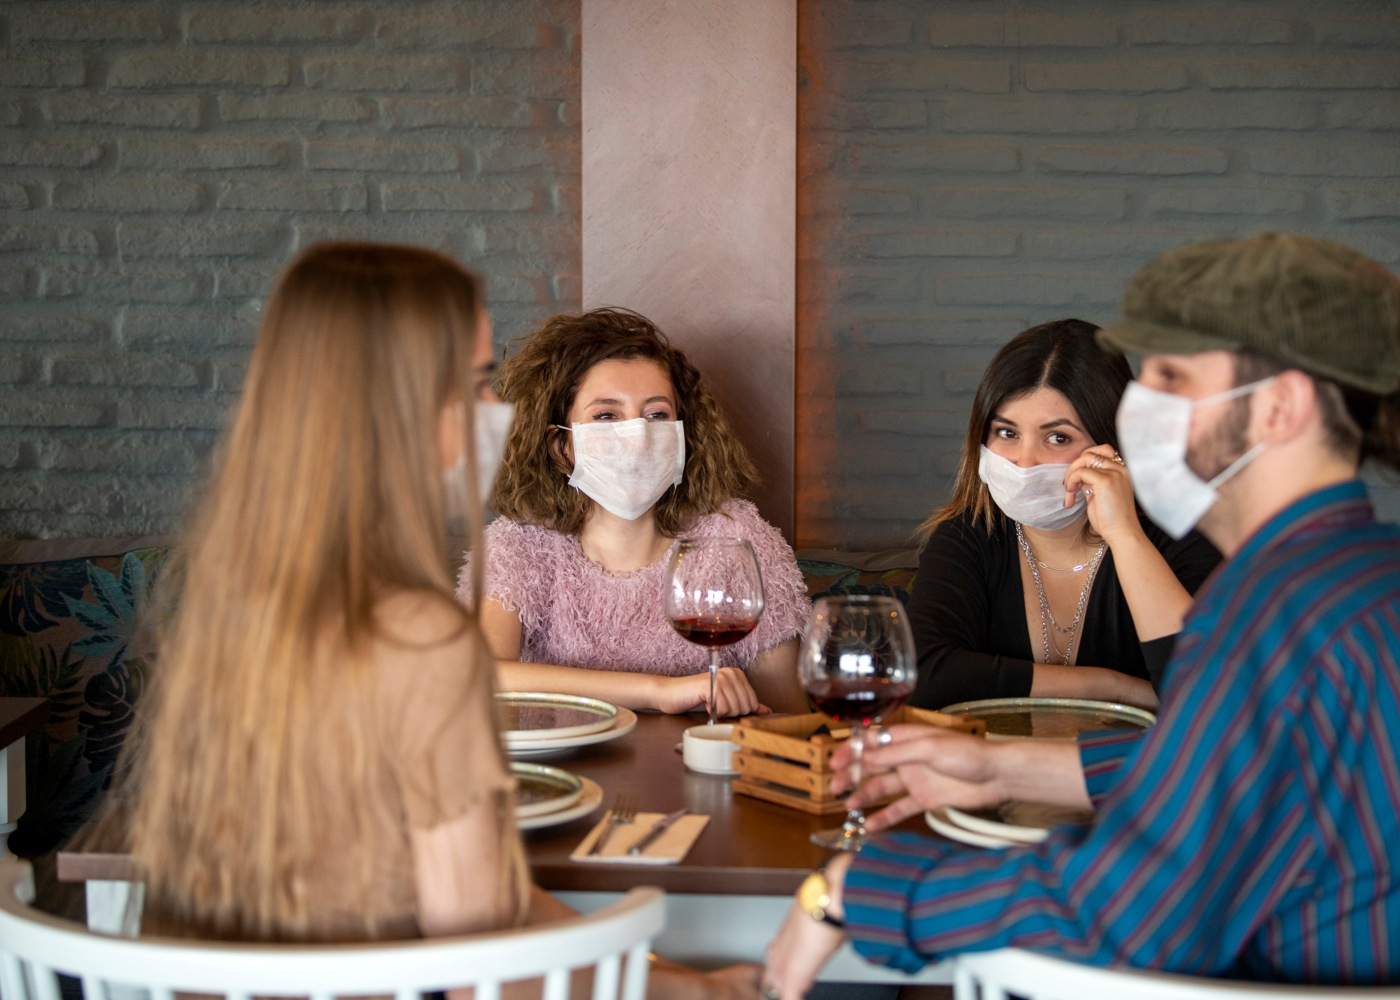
[670,616,759,647]
[808,677,911,727]
[801,594,916,851]
[665,539,765,724]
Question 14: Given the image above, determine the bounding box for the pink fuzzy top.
[459,500,810,676]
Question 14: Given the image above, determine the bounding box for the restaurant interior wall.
[1,1,1398,551]
[0,1,584,539]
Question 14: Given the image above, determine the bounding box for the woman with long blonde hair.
[95,243,761,1000]
[116,241,526,942]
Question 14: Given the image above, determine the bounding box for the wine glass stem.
[707,651,720,725]
[844,721,868,839]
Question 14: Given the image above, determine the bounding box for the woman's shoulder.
[923,510,1010,556]
[693,498,782,538]
[374,589,473,649]
[483,515,576,563]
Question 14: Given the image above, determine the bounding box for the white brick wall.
[0,0,581,538]
[797,0,1400,549]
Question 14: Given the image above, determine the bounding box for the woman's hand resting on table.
[827,724,1092,834]
[652,666,768,718]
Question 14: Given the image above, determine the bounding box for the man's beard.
[1185,394,1253,483]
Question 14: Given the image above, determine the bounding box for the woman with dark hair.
[459,307,809,717]
[908,319,1220,710]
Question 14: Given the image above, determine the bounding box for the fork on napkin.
[571,809,709,865]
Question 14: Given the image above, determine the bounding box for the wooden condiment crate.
[732,707,985,815]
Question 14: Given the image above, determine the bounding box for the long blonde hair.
[121,242,528,941]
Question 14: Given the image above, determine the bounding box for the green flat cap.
[1099,231,1400,396]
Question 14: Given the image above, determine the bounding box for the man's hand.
[831,725,1090,833]
[762,855,853,1000]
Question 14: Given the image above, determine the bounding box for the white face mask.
[444,401,516,525]
[1115,378,1273,540]
[563,418,685,521]
[978,445,1086,531]
[474,400,514,504]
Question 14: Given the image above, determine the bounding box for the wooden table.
[525,711,951,983]
[54,709,952,983]
[1,697,51,856]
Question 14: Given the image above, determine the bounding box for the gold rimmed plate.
[506,706,639,758]
[517,776,604,832]
[498,692,620,744]
[939,697,1155,742]
[511,761,585,820]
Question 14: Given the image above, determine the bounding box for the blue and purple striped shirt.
[843,481,1400,984]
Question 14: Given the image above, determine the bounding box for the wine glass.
[665,538,765,724]
[801,594,916,851]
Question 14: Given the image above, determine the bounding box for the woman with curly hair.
[461,307,809,717]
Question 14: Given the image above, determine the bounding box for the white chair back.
[953,947,1400,999]
[0,861,664,1000]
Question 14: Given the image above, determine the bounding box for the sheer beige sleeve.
[374,597,525,936]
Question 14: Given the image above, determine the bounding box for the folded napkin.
[570,811,710,865]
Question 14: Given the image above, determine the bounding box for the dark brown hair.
[920,318,1132,538]
[1234,351,1400,473]
[491,307,759,536]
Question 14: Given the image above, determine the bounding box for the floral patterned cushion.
[0,545,173,856]
[796,548,919,606]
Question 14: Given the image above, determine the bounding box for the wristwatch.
[797,868,846,929]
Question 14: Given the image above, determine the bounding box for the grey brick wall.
[4,0,1399,549]
[0,0,580,538]
[797,0,1400,550]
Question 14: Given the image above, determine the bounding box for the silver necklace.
[1035,555,1095,574]
[1015,522,1105,665]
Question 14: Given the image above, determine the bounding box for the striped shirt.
[844,481,1400,984]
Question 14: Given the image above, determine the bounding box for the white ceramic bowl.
[682,723,739,775]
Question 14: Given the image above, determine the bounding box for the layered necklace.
[1015,522,1105,666]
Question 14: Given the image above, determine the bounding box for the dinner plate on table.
[938,697,1155,742]
[512,762,604,831]
[505,705,639,758]
[497,692,619,742]
[927,801,1093,848]
[926,806,1026,849]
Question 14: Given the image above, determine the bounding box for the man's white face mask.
[1115,377,1274,539]
[977,446,1086,531]
[561,418,685,521]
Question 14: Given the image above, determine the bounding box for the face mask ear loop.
[1196,375,1278,410]
[1195,377,1275,491]
[548,424,573,475]
[1205,441,1266,491]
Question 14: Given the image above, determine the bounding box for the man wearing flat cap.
[764,232,1400,992]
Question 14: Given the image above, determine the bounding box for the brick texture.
[0,0,581,538]
[3,0,1398,548]
[798,0,1400,549]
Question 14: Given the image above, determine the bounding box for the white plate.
[926,807,1024,849]
[498,692,619,743]
[511,762,585,819]
[518,777,604,831]
[939,697,1155,742]
[944,803,1093,844]
[507,706,639,757]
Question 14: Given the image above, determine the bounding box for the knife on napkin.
[627,808,688,855]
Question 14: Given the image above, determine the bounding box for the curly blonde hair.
[492,307,759,536]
